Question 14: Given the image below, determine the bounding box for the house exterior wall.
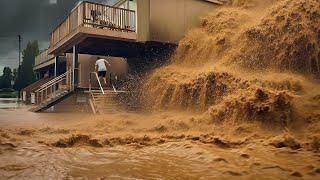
[66,54,128,88]
[137,0,150,42]
[137,0,218,43]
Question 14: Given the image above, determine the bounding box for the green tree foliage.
[12,68,18,89]
[0,67,13,89]
[15,41,39,90]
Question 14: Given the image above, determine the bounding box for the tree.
[15,41,39,90]
[12,68,18,89]
[0,67,13,89]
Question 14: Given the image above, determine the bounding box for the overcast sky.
[0,0,117,74]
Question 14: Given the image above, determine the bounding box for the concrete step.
[95,102,114,105]
[93,98,114,101]
[92,97,115,100]
[96,104,115,107]
[92,94,116,98]
[92,96,115,100]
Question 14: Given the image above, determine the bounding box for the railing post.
[83,1,86,26]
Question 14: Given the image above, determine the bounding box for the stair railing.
[89,72,105,94]
[35,70,73,104]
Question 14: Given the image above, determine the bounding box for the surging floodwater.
[0,108,320,179]
[142,0,320,125]
[1,0,320,179]
[1,141,319,179]
[0,108,319,179]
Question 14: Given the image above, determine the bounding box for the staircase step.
[93,98,114,101]
[31,90,73,112]
[89,90,121,114]
[92,97,115,100]
[92,94,116,97]
[92,96,115,99]
[95,102,118,105]
[93,99,114,102]
[96,105,114,107]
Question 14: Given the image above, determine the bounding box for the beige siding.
[137,0,150,42]
[66,54,128,88]
[144,0,218,43]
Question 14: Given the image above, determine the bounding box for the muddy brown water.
[1,137,320,179]
[0,108,320,179]
[0,98,21,109]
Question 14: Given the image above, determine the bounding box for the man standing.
[95,57,111,86]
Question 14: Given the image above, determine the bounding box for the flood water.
[0,98,22,109]
[1,136,319,179]
[0,108,319,179]
[0,141,227,179]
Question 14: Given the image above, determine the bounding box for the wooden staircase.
[90,90,118,114]
[88,72,120,114]
[31,90,73,112]
[31,70,73,112]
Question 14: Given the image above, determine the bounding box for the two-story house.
[28,0,225,113]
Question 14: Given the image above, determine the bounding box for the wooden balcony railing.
[50,1,136,48]
[35,49,54,66]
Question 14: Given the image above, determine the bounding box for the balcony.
[49,1,137,55]
[34,49,55,70]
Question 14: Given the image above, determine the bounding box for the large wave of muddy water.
[1,0,320,179]
[142,0,320,126]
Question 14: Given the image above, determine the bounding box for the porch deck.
[49,1,137,55]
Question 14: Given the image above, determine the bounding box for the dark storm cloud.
[0,0,116,71]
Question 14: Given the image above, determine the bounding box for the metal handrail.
[89,72,105,94]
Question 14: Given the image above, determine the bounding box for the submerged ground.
[0,107,319,179]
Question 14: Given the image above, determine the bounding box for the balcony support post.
[54,56,59,92]
[72,45,79,90]
[54,56,58,77]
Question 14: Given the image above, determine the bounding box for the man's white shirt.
[95,59,110,71]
